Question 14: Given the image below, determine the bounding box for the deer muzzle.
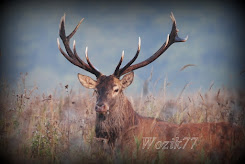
[95,103,109,114]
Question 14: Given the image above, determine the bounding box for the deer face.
[78,72,134,114]
[58,13,187,113]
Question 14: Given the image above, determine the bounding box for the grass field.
[0,73,244,163]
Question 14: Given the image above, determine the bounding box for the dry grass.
[0,73,244,163]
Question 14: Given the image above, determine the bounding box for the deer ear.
[77,73,97,89]
[121,72,134,88]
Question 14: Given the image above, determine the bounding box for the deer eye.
[114,88,119,92]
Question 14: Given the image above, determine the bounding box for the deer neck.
[110,93,139,126]
[95,92,139,143]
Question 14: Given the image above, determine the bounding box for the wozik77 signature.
[142,137,198,150]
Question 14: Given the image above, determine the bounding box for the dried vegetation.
[0,73,244,163]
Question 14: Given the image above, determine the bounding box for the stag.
[57,13,245,162]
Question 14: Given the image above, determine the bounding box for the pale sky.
[1,1,244,95]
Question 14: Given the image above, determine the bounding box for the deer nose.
[95,103,109,113]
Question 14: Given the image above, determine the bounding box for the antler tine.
[115,37,141,77]
[73,40,87,66]
[68,18,84,40]
[169,12,188,42]
[85,47,102,77]
[57,38,74,64]
[57,14,102,78]
[72,40,95,72]
[114,50,125,76]
[118,12,188,76]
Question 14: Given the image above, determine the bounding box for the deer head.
[57,13,187,115]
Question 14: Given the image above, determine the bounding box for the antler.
[114,12,188,77]
[57,14,102,78]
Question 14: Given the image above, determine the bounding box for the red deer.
[57,13,245,163]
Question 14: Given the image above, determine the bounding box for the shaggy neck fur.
[95,92,139,145]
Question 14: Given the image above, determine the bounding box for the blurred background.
[1,1,245,163]
[1,0,244,95]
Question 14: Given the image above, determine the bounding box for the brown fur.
[83,75,245,163]
[58,13,245,162]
